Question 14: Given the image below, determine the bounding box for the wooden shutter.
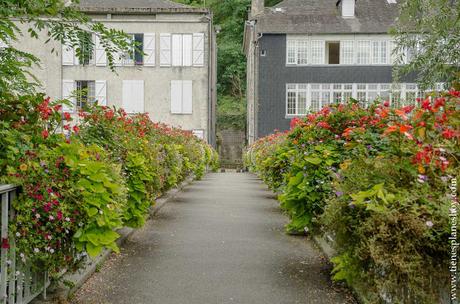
[182,34,193,67]
[172,34,183,66]
[122,80,144,113]
[143,33,155,66]
[170,80,183,114]
[95,35,107,66]
[62,44,74,66]
[182,80,193,114]
[95,80,107,106]
[193,33,204,66]
[160,33,171,66]
[62,80,75,112]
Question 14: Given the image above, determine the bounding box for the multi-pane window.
[310,40,325,64]
[297,40,309,65]
[372,41,388,64]
[287,40,297,64]
[287,37,394,65]
[340,40,354,64]
[77,32,94,65]
[357,41,371,64]
[286,39,308,65]
[286,83,444,114]
[286,84,308,115]
[75,80,96,109]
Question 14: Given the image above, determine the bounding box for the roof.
[78,0,209,14]
[253,0,400,34]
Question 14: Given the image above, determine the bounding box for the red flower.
[64,112,72,121]
[383,101,390,107]
[53,104,62,111]
[42,129,49,139]
[442,128,456,139]
[63,124,70,130]
[448,90,460,97]
[433,97,445,109]
[73,125,80,133]
[1,238,10,249]
[317,121,331,129]
[290,117,302,129]
[420,98,432,111]
[57,210,63,221]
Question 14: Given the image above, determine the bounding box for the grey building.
[11,0,217,146]
[244,0,421,143]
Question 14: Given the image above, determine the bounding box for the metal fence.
[0,185,48,304]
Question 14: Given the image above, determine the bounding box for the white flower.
[65,217,71,222]
[19,253,25,258]
[35,213,41,219]
[34,248,39,253]
[15,271,20,276]
[50,248,55,254]
[49,215,55,221]
[16,232,21,237]
[99,210,103,215]
[426,221,434,228]
[46,235,52,240]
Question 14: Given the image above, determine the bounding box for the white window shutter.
[171,80,183,114]
[143,33,156,66]
[95,80,107,106]
[182,80,193,114]
[193,33,204,66]
[172,34,183,66]
[62,44,74,66]
[95,35,107,66]
[182,34,193,67]
[62,80,75,112]
[160,33,171,66]
[122,80,144,113]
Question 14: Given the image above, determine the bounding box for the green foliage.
[392,0,460,89]
[246,90,460,302]
[0,94,218,275]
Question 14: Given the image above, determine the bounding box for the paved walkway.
[72,173,355,304]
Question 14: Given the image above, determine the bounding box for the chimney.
[251,0,264,17]
[341,0,355,18]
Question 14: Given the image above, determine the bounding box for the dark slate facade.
[256,34,416,138]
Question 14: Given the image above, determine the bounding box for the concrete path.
[72,173,356,304]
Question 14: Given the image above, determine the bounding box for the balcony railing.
[0,185,49,304]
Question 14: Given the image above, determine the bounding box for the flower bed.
[0,94,219,278]
[245,91,459,303]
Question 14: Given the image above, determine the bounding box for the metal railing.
[0,185,48,304]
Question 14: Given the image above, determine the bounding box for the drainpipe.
[205,12,215,147]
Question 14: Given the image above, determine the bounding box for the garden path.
[72,173,355,304]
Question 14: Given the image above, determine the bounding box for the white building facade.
[14,0,217,145]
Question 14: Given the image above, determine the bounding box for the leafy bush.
[0,94,218,276]
[246,91,460,302]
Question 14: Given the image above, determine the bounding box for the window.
[372,41,388,64]
[286,84,308,116]
[287,39,296,64]
[122,80,144,113]
[78,32,94,65]
[171,80,193,114]
[310,84,331,112]
[340,40,354,64]
[161,33,204,67]
[310,40,325,64]
[357,41,371,64]
[332,84,353,103]
[120,34,144,65]
[75,81,96,109]
[327,42,340,64]
[286,39,308,65]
